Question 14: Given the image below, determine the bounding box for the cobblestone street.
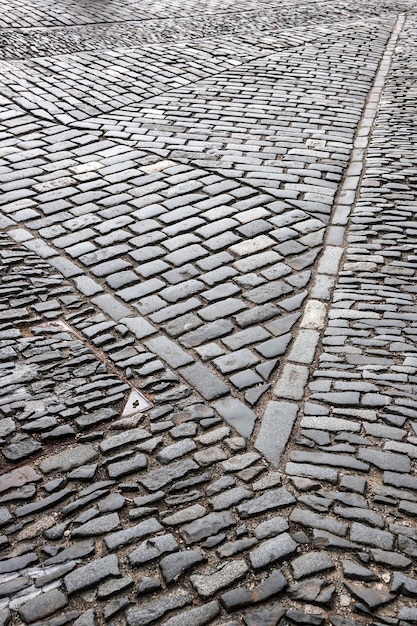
[1,0,417,624]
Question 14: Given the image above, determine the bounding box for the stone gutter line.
[254,12,407,467]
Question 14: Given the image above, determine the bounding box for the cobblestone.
[1,2,417,625]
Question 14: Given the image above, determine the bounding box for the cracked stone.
[160,549,206,584]
[191,560,248,598]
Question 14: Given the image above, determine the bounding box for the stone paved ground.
[1,0,417,624]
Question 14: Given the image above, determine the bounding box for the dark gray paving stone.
[15,488,76,518]
[288,579,335,606]
[181,511,235,544]
[145,336,193,368]
[370,548,412,569]
[312,529,359,551]
[126,593,192,625]
[221,569,287,612]
[344,582,395,611]
[64,555,119,594]
[255,401,298,466]
[213,398,257,438]
[358,449,411,472]
[72,512,120,537]
[191,560,248,597]
[254,516,289,540]
[333,505,384,528]
[44,541,95,566]
[291,552,335,580]
[162,504,206,525]
[162,600,220,626]
[237,487,295,518]
[242,604,285,626]
[180,320,234,347]
[105,518,163,550]
[217,537,258,557]
[210,487,252,511]
[0,575,30,596]
[3,436,42,461]
[194,445,228,467]
[180,362,229,400]
[350,522,394,550]
[160,549,206,584]
[72,610,96,626]
[139,459,199,491]
[107,453,147,479]
[39,445,98,474]
[128,533,178,565]
[97,577,134,599]
[214,349,260,374]
[285,609,324,625]
[18,589,68,624]
[290,509,347,536]
[157,438,197,463]
[342,560,378,582]
[221,452,261,473]
[289,450,369,472]
[249,533,298,569]
[99,429,150,453]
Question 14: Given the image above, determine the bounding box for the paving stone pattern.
[1,0,417,624]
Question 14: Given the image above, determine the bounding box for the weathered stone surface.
[210,487,252,511]
[254,516,289,540]
[0,552,38,574]
[220,569,287,611]
[128,534,178,565]
[344,582,395,610]
[40,446,98,474]
[249,533,298,569]
[288,579,335,605]
[162,504,206,525]
[0,466,42,493]
[107,453,147,478]
[291,552,335,579]
[237,487,295,518]
[181,511,235,544]
[99,428,150,453]
[342,560,378,581]
[139,459,199,491]
[160,549,206,584]
[191,560,248,597]
[64,555,119,593]
[243,604,286,625]
[350,522,394,550]
[104,517,163,550]
[222,453,261,472]
[127,593,192,625]
[162,600,220,626]
[18,589,68,623]
[72,513,120,537]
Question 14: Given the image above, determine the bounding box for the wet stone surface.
[1,0,417,624]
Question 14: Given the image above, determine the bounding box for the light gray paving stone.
[127,593,192,626]
[255,401,298,466]
[64,555,119,594]
[249,533,298,569]
[190,560,248,597]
